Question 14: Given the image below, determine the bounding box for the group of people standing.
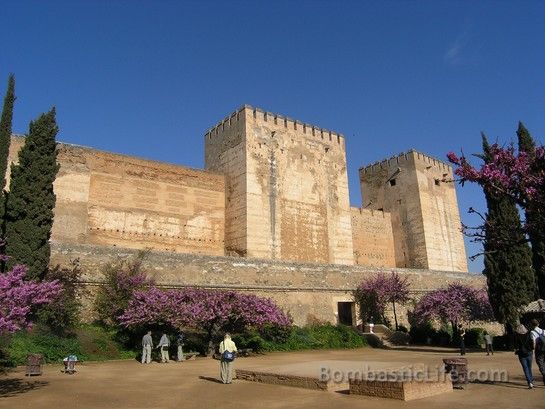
[515,319,545,389]
[141,331,185,364]
[140,330,238,385]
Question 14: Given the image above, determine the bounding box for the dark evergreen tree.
[0,74,15,195]
[5,108,59,279]
[481,133,536,327]
[517,122,545,298]
[0,75,15,267]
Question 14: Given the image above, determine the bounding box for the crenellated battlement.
[205,105,345,148]
[204,105,247,139]
[359,149,452,174]
[353,206,390,218]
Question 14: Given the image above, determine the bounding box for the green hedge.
[3,325,134,366]
[464,328,487,348]
[409,322,452,346]
[233,324,367,352]
[3,324,366,367]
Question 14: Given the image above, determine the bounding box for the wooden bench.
[183,352,199,361]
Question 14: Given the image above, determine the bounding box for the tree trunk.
[451,320,458,345]
[504,322,515,350]
[205,322,222,357]
[392,301,398,330]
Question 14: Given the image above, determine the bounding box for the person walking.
[459,326,466,356]
[514,324,535,389]
[530,319,545,386]
[141,331,153,364]
[157,332,170,363]
[176,331,185,362]
[219,333,237,384]
[484,331,494,356]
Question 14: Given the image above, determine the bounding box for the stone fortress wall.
[50,242,481,326]
[8,137,226,256]
[8,105,475,326]
[350,207,396,268]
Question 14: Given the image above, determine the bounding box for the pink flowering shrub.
[355,272,411,330]
[94,253,155,326]
[0,265,62,334]
[119,287,291,355]
[412,283,494,333]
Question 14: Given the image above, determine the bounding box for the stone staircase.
[359,324,409,349]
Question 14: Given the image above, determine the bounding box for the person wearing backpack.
[219,333,237,384]
[530,319,545,386]
[514,324,535,389]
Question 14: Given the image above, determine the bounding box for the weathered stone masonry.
[51,243,483,326]
[8,104,475,325]
[8,137,225,256]
[205,106,353,265]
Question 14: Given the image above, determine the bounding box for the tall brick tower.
[205,105,354,265]
[359,150,467,272]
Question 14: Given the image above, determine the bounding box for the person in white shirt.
[530,319,545,385]
[484,331,494,356]
[219,333,238,384]
[141,331,153,364]
[157,333,170,363]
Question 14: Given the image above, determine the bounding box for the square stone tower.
[359,150,467,272]
[205,105,354,265]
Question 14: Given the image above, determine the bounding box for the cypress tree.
[5,108,59,279]
[0,74,15,195]
[481,133,536,327]
[517,122,545,298]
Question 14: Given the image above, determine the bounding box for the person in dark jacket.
[514,324,534,389]
[459,326,466,356]
[176,331,185,362]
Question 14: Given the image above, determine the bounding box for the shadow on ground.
[0,378,48,398]
[393,347,462,354]
[198,376,224,384]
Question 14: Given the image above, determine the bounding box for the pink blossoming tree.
[447,144,545,209]
[355,272,411,330]
[412,283,494,335]
[447,124,545,299]
[119,287,291,355]
[94,253,155,326]
[0,264,62,334]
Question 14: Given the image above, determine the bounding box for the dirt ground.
[1,347,543,409]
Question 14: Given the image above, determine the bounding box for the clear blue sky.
[1,1,544,272]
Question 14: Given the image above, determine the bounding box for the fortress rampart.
[51,242,481,326]
[351,207,396,268]
[8,136,226,256]
[7,105,470,325]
